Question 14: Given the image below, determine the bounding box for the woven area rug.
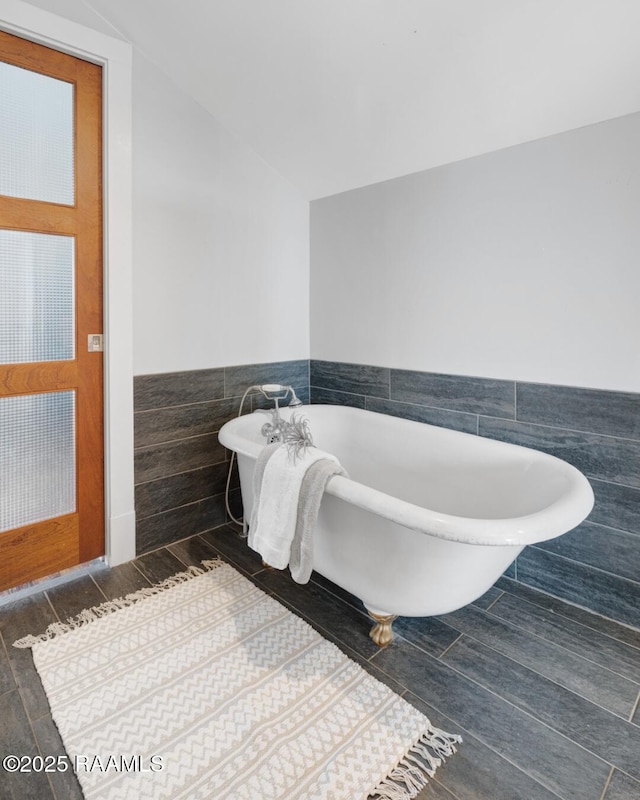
[15,559,461,800]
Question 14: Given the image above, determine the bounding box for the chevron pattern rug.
[15,559,460,800]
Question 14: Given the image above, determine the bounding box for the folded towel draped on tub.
[249,442,346,584]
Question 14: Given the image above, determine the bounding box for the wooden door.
[0,31,104,591]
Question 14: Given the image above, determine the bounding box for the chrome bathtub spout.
[261,404,289,444]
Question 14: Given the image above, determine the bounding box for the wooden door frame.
[1,1,136,568]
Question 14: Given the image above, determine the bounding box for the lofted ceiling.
[21,0,640,198]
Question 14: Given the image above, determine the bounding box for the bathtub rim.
[219,404,595,548]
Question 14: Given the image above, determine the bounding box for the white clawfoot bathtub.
[219,404,594,644]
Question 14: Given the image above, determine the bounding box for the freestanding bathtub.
[219,404,594,644]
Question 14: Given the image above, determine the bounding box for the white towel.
[249,443,340,570]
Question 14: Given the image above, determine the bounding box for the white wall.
[132,53,309,376]
[311,112,640,393]
[13,2,311,377]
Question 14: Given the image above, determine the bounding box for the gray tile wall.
[133,360,309,553]
[310,359,640,628]
[133,357,640,626]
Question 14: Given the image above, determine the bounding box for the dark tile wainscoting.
[133,360,309,554]
[133,357,640,629]
[310,359,640,629]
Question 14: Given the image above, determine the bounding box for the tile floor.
[1,525,639,800]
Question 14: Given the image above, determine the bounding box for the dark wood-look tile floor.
[1,524,639,800]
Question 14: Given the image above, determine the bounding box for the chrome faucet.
[261,410,289,444]
[257,384,303,443]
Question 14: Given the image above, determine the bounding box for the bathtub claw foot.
[368,612,397,646]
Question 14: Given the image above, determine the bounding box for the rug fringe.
[13,558,223,649]
[370,727,462,800]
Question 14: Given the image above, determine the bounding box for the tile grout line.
[582,518,640,537]
[588,475,640,491]
[405,676,582,800]
[475,412,640,443]
[135,460,235,489]
[437,632,464,661]
[484,591,640,664]
[481,597,640,690]
[0,632,16,697]
[136,462,231,490]
[309,576,369,618]
[376,636,619,793]
[134,426,234,451]
[138,520,233,560]
[166,539,219,570]
[22,694,58,800]
[440,610,640,721]
[134,429,228,452]
[130,559,158,587]
[89,573,110,604]
[138,527,237,565]
[522,545,640,593]
[44,591,62,625]
[402,687,571,800]
[598,766,615,800]
[2,598,60,798]
[310,383,367,402]
[482,590,505,612]
[134,394,237,416]
[629,689,640,724]
[501,569,640,640]
[135,489,233,522]
[496,579,640,651]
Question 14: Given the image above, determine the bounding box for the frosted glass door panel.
[0,391,76,533]
[0,60,74,205]
[0,229,75,364]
